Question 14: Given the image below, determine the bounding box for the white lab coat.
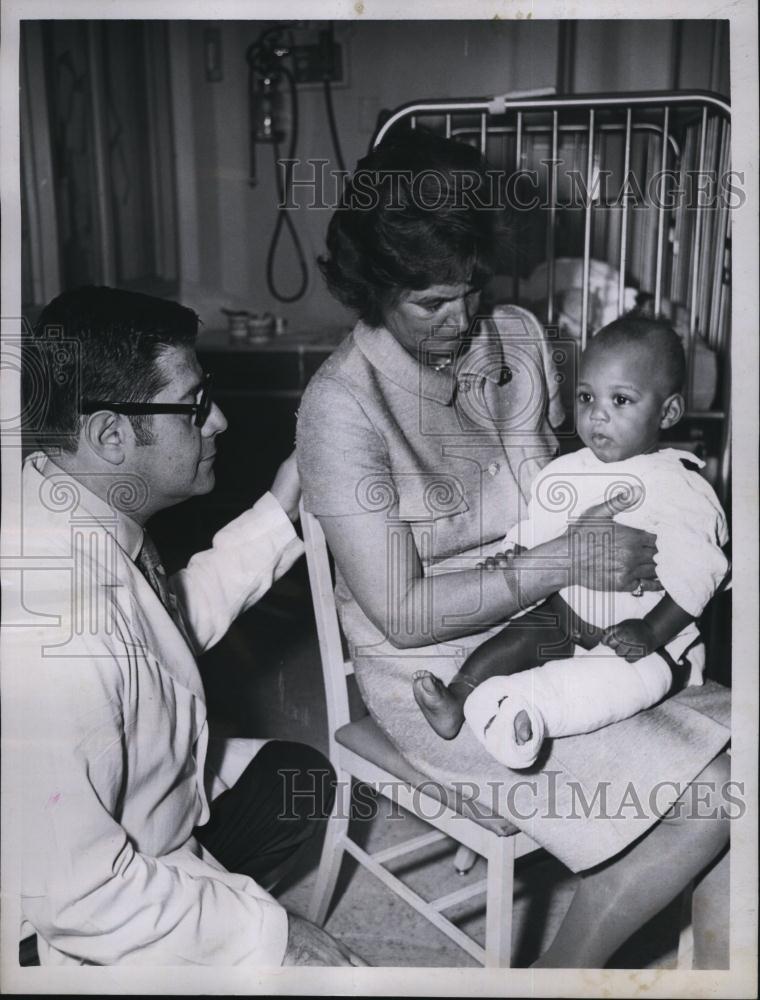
[6,453,303,966]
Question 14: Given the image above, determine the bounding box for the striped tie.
[135,531,172,612]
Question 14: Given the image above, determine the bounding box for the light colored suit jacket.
[5,453,303,965]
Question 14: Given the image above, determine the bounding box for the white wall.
[171,19,729,333]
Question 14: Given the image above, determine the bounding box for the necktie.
[135,532,189,645]
[135,531,172,612]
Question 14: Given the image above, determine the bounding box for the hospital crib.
[304,92,733,963]
[372,90,732,507]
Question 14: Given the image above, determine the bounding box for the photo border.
[1,1,756,996]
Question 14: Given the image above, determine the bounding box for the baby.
[412,315,729,768]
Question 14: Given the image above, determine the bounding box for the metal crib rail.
[372,90,730,149]
[371,89,732,504]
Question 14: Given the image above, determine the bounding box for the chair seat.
[336,714,519,837]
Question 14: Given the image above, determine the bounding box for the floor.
[198,567,689,970]
[273,796,686,969]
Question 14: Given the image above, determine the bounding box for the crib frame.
[372,90,732,504]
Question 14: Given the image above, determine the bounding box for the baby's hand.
[601,619,657,662]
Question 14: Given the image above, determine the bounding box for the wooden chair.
[300,502,543,967]
[300,503,697,968]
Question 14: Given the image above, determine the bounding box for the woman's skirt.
[345,602,731,873]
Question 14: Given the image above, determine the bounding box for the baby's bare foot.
[514,709,533,746]
[412,670,465,740]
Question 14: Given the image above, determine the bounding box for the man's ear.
[659,392,685,430]
[82,411,129,465]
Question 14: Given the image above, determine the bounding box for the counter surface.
[197,327,350,354]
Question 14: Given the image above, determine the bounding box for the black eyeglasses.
[82,373,214,428]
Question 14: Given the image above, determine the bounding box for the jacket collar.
[353,317,508,405]
[25,451,145,560]
[24,452,207,701]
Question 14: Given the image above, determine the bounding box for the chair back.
[300,503,355,758]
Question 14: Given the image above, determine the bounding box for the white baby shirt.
[504,448,729,664]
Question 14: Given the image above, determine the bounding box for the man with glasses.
[11,286,364,968]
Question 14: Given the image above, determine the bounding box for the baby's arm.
[601,594,693,663]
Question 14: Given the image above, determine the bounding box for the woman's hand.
[270,451,301,523]
[566,489,661,594]
[477,544,525,570]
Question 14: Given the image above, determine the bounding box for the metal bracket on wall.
[291,37,344,86]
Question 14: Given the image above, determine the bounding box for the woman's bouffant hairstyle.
[318,129,511,328]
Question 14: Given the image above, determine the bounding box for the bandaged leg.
[463,679,547,768]
[463,647,673,769]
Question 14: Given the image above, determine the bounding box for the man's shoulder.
[18,453,76,553]
[16,454,143,638]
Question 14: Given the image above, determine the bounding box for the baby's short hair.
[591,313,686,396]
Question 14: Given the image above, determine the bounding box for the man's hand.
[601,618,657,662]
[282,913,369,966]
[270,451,301,523]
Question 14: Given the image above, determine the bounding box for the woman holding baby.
[296,129,731,968]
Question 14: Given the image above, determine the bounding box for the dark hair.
[591,313,686,396]
[24,286,199,453]
[318,129,510,327]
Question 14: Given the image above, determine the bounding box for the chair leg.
[485,834,515,968]
[308,767,351,926]
[454,844,478,875]
[676,881,694,970]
